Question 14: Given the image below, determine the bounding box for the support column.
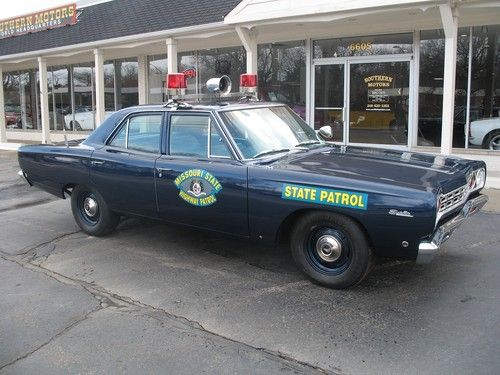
[37,57,50,144]
[0,65,6,143]
[439,3,458,155]
[236,27,258,74]
[138,55,148,105]
[166,38,178,73]
[93,49,105,127]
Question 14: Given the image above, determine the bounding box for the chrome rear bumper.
[18,170,33,186]
[416,194,488,264]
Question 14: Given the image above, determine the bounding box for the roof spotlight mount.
[206,76,232,96]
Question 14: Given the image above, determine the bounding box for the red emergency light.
[240,74,258,93]
[166,73,187,95]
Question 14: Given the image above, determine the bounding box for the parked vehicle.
[18,93,488,289]
[469,115,500,150]
[64,107,114,131]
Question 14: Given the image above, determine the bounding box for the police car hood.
[268,145,481,193]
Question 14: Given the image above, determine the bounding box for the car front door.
[155,112,248,236]
[90,112,164,216]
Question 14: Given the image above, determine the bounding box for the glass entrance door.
[313,64,345,142]
[348,60,410,146]
[313,58,411,147]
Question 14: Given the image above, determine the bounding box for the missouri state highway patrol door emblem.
[174,169,222,206]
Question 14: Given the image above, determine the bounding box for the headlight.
[475,168,486,190]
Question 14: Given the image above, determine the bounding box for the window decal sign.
[0,4,77,40]
[365,75,393,112]
[281,183,368,210]
[174,169,222,206]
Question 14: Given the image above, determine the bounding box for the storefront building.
[0,0,499,179]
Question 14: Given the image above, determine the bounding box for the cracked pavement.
[1,150,500,374]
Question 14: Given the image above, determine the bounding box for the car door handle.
[91,160,105,165]
[156,167,172,178]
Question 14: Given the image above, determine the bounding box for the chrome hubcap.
[83,197,98,218]
[490,135,500,151]
[315,235,342,262]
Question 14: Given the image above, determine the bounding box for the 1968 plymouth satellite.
[18,93,488,288]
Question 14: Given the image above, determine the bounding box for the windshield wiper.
[253,148,291,158]
[294,140,322,147]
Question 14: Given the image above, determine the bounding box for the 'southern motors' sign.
[0,3,77,40]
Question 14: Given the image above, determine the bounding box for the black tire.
[71,185,120,236]
[74,121,82,131]
[482,130,500,150]
[290,211,372,289]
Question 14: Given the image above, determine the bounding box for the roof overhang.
[225,0,500,28]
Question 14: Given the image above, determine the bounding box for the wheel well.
[62,183,77,198]
[276,209,373,249]
[482,128,500,147]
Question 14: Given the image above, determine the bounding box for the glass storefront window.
[197,47,246,94]
[116,59,138,109]
[258,41,306,119]
[48,66,70,130]
[71,63,95,131]
[419,25,500,150]
[314,33,413,59]
[177,47,246,96]
[104,62,115,113]
[148,55,168,103]
[3,70,38,130]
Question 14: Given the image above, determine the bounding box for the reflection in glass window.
[418,25,500,149]
[148,55,168,103]
[169,115,209,158]
[3,71,38,130]
[258,41,306,119]
[177,47,246,96]
[220,106,319,159]
[210,123,231,158]
[49,66,70,131]
[127,115,162,153]
[314,33,413,58]
[109,114,162,153]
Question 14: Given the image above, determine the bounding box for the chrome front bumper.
[416,194,488,264]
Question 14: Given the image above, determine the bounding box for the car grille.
[439,185,468,212]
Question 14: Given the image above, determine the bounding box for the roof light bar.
[240,74,258,93]
[166,73,187,96]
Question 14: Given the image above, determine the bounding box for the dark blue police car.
[18,76,488,289]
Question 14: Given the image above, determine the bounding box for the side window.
[169,115,209,158]
[210,124,231,158]
[109,114,162,153]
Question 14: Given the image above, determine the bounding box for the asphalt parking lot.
[1,150,500,375]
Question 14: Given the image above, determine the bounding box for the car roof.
[125,101,286,113]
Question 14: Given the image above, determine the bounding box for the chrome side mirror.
[318,126,333,140]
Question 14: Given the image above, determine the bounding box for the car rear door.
[154,112,248,236]
[89,112,164,216]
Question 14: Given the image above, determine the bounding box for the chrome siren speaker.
[206,76,232,96]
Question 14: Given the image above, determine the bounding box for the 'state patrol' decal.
[281,183,368,210]
[174,169,222,206]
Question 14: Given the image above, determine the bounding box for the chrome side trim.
[417,194,488,264]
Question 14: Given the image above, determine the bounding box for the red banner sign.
[0,3,77,40]
[183,69,197,79]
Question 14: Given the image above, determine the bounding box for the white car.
[64,107,114,131]
[469,116,500,150]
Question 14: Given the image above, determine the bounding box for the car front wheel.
[290,212,372,289]
[71,185,120,236]
[483,130,500,151]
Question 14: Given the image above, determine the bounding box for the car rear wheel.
[71,185,120,236]
[483,130,500,150]
[290,212,372,289]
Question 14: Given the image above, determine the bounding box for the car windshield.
[219,106,321,159]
